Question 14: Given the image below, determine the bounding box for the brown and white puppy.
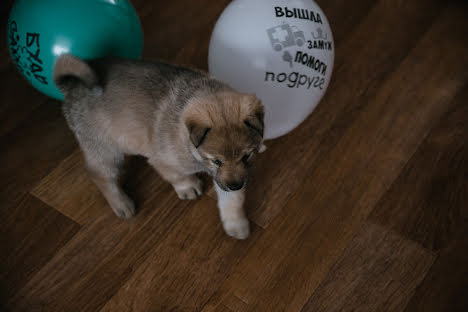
[53,55,265,239]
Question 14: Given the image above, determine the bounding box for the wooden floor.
[1,0,467,311]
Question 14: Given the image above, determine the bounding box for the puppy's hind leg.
[84,148,135,219]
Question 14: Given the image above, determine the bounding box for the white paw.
[174,178,203,200]
[223,218,250,240]
[111,194,136,219]
[259,143,267,153]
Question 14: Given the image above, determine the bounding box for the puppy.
[53,55,265,239]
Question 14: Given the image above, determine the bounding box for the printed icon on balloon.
[312,27,327,40]
[266,23,305,51]
[282,51,293,68]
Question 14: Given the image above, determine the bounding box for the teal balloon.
[7,0,143,100]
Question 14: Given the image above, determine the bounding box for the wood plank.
[31,151,152,225]
[0,68,45,138]
[212,304,235,312]
[99,196,261,312]
[6,171,193,312]
[0,100,77,211]
[369,87,468,251]
[404,227,468,312]
[222,294,250,312]
[0,194,79,302]
[368,86,468,311]
[132,0,230,61]
[316,0,377,45]
[245,0,447,228]
[301,222,435,312]
[246,5,468,311]
[173,26,213,71]
[202,4,468,311]
[31,149,106,225]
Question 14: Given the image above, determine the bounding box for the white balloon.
[208,0,334,140]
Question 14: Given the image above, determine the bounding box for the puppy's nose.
[227,181,244,191]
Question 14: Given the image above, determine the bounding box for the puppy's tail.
[53,54,101,96]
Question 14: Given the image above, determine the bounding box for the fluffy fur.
[53,55,265,239]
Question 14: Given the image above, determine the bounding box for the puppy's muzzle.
[216,180,246,192]
[226,181,244,191]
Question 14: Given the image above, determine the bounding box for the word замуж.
[275,6,323,24]
[294,51,327,75]
[308,40,332,51]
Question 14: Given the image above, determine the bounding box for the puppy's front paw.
[111,194,136,219]
[223,218,250,240]
[174,177,204,200]
[259,143,267,153]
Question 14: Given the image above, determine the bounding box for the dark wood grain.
[0,68,46,138]
[212,303,235,312]
[100,196,261,312]
[6,171,189,312]
[369,86,468,312]
[0,194,79,303]
[316,0,376,45]
[0,101,77,210]
[221,295,249,312]
[301,222,435,312]
[404,227,468,312]
[132,0,230,61]
[369,86,468,251]
[31,149,110,225]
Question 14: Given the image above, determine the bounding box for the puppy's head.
[183,92,264,191]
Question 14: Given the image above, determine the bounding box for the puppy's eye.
[212,159,222,167]
[241,153,252,164]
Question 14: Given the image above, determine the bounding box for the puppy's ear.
[186,120,211,148]
[243,95,264,137]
